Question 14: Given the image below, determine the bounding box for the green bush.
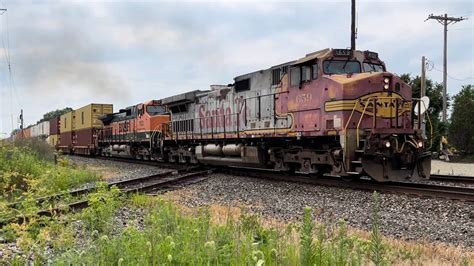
[0,144,99,202]
[80,183,123,233]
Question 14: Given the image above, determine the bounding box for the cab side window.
[302,66,311,82]
[312,64,318,80]
[290,67,300,86]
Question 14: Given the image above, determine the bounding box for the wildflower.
[167,254,173,262]
[147,241,152,253]
[257,259,265,266]
[270,248,278,258]
[204,240,215,249]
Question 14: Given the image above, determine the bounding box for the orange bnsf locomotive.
[46,48,430,182]
[97,100,169,159]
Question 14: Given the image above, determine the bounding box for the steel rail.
[2,168,212,228]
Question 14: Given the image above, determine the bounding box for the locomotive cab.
[318,49,430,181]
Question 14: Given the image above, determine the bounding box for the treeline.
[401,74,473,154]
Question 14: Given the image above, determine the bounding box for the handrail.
[420,100,434,149]
[343,99,360,163]
[356,99,371,148]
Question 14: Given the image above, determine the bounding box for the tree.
[400,74,447,151]
[449,85,474,154]
[37,107,73,123]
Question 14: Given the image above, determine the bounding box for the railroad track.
[222,167,474,202]
[72,156,474,202]
[430,174,474,184]
[2,166,213,227]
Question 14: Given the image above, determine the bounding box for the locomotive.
[94,48,431,182]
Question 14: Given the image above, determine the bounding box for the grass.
[3,187,473,265]
[0,141,100,244]
[0,141,99,202]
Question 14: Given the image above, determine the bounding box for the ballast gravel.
[65,156,172,187]
[169,173,473,249]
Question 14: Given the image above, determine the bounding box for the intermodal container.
[47,134,59,146]
[14,130,22,140]
[75,103,113,131]
[23,127,31,138]
[60,111,75,133]
[31,121,50,137]
[31,124,40,137]
[75,128,98,147]
[59,131,73,147]
[49,117,60,135]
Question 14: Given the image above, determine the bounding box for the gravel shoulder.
[163,173,473,250]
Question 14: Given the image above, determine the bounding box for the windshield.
[323,60,361,74]
[146,105,166,116]
[363,62,385,72]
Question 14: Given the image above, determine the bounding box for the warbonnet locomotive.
[93,48,431,182]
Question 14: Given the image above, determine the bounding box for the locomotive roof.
[161,90,205,105]
[292,48,331,65]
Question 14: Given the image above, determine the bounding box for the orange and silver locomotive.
[98,100,169,159]
[161,48,431,182]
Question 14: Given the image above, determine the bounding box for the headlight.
[385,141,391,148]
[418,141,423,148]
[384,78,390,83]
[384,84,389,90]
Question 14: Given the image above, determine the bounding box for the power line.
[426,59,474,82]
[431,66,474,82]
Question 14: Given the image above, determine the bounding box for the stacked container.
[23,127,31,138]
[31,121,50,138]
[58,104,112,154]
[59,111,75,153]
[47,117,60,147]
[73,104,113,154]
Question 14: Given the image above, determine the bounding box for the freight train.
[12,48,431,182]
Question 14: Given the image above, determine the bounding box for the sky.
[0,0,473,136]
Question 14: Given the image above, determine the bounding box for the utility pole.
[426,13,467,125]
[421,56,426,138]
[351,0,356,50]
